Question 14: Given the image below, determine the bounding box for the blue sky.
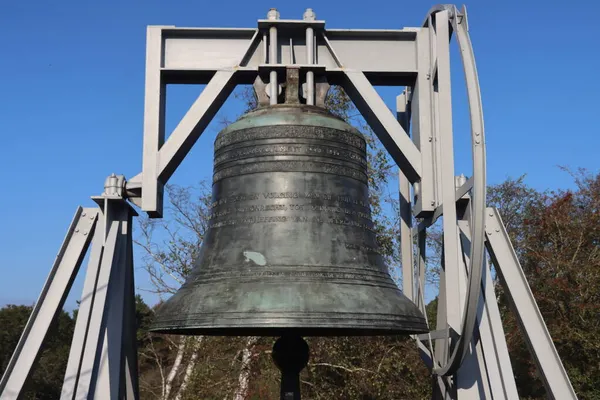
[1,0,599,309]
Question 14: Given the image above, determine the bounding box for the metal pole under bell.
[272,336,309,400]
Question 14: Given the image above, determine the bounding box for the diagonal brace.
[141,69,239,217]
[157,70,239,182]
[0,208,98,400]
[341,70,422,183]
[485,207,576,400]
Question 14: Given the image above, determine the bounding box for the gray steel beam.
[73,206,120,399]
[94,204,131,399]
[69,199,135,399]
[322,30,417,74]
[0,208,97,400]
[141,26,168,218]
[457,205,519,399]
[399,169,414,299]
[142,69,238,217]
[434,8,462,338]
[428,5,488,379]
[416,229,427,309]
[142,27,260,217]
[415,177,473,233]
[61,217,106,399]
[411,26,438,217]
[162,28,259,70]
[157,26,418,86]
[122,227,139,400]
[433,266,453,399]
[342,70,422,183]
[139,22,427,216]
[485,208,577,400]
[157,70,238,182]
[397,92,414,301]
[456,209,518,399]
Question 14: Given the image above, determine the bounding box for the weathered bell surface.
[150,103,428,336]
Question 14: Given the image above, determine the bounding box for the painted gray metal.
[396,93,414,301]
[61,215,107,399]
[150,104,428,336]
[158,28,418,84]
[342,70,422,183]
[455,204,518,399]
[93,200,136,399]
[434,11,462,376]
[455,214,490,399]
[424,5,488,379]
[60,197,138,400]
[133,15,426,218]
[411,25,438,217]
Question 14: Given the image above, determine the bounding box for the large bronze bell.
[150,96,428,336]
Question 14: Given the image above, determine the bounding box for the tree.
[136,184,212,400]
[496,171,600,399]
[0,305,75,400]
[487,175,544,254]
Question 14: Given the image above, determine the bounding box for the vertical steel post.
[61,217,106,399]
[94,203,130,399]
[397,92,414,300]
[268,9,279,105]
[455,204,491,399]
[61,198,138,400]
[428,13,459,398]
[122,227,139,400]
[412,23,438,217]
[454,204,519,399]
[304,9,315,106]
[141,26,167,217]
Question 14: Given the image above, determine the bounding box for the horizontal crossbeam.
[157,26,418,86]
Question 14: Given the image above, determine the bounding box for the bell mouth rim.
[148,326,429,337]
[149,313,429,336]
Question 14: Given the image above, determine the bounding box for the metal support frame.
[0,181,139,400]
[127,11,430,217]
[1,5,578,400]
[0,208,97,399]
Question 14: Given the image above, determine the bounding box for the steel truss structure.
[0,5,577,399]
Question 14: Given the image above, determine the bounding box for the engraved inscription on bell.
[207,191,374,232]
[150,104,428,336]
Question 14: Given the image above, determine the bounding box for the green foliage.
[0,305,75,400]
[488,171,600,400]
[241,336,431,399]
[136,294,155,347]
[487,174,544,253]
